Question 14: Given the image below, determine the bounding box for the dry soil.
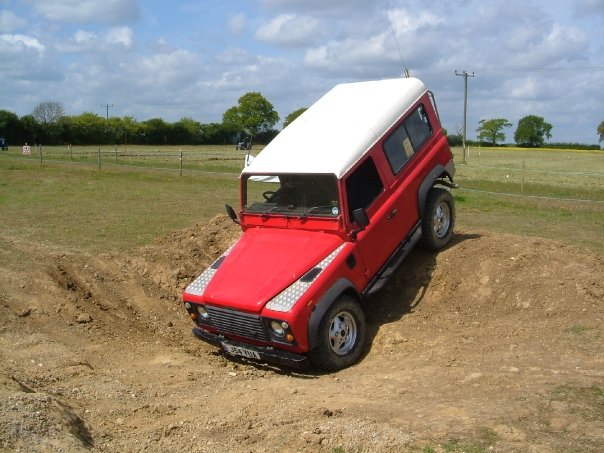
[1,216,602,452]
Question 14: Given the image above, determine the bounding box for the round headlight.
[270,320,285,336]
[196,305,209,319]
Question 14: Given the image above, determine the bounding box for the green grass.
[450,146,604,252]
[453,147,604,198]
[417,427,499,453]
[0,159,239,255]
[1,145,603,257]
[551,384,604,421]
[566,325,588,335]
[453,190,604,252]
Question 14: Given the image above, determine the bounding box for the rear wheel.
[421,187,455,251]
[308,296,365,372]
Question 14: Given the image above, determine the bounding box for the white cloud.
[105,27,134,48]
[74,30,96,44]
[0,33,60,84]
[0,10,26,33]
[55,27,134,53]
[261,0,372,13]
[387,8,443,34]
[0,33,45,52]
[504,24,588,68]
[575,0,604,18]
[29,0,140,25]
[217,47,254,65]
[302,6,444,78]
[256,14,321,46]
[228,12,247,35]
[131,49,201,87]
[305,34,392,74]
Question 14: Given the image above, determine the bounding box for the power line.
[455,70,475,164]
[479,66,604,73]
[101,104,114,120]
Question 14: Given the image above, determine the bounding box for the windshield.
[244,174,341,218]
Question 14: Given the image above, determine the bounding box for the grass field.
[1,145,602,256]
[450,146,604,252]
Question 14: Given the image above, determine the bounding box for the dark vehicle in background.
[0,138,7,151]
[236,140,252,151]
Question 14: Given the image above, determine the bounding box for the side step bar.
[363,224,422,298]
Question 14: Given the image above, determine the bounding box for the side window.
[345,157,384,218]
[383,105,432,174]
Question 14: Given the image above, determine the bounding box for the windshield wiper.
[297,205,334,220]
[261,205,282,218]
[261,204,295,218]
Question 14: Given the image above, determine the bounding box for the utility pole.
[455,70,475,163]
[101,104,114,120]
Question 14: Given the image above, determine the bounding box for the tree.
[598,120,604,143]
[169,117,201,144]
[199,122,235,145]
[32,101,64,125]
[283,107,307,129]
[31,101,65,144]
[19,115,42,144]
[222,92,279,142]
[514,115,553,148]
[141,118,171,145]
[70,112,105,144]
[476,118,512,146]
[0,110,22,143]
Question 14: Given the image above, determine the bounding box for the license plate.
[222,343,261,360]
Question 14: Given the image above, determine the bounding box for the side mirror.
[352,208,369,229]
[225,204,240,225]
[350,208,369,240]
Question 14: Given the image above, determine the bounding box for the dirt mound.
[0,218,602,452]
[129,215,241,297]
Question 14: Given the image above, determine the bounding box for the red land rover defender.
[183,77,456,371]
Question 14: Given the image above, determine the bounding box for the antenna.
[388,16,410,78]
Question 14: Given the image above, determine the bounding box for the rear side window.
[345,157,384,217]
[383,105,432,174]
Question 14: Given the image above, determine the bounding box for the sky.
[1,0,603,144]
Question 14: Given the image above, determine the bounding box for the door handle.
[386,209,398,220]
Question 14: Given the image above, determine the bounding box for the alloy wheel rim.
[328,311,357,355]
[433,202,451,238]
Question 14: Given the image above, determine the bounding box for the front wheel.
[420,187,455,251]
[308,296,365,371]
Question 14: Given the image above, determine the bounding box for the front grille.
[206,306,269,342]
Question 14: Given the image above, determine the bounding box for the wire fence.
[2,145,604,205]
[456,187,604,205]
[451,147,604,205]
[1,144,246,178]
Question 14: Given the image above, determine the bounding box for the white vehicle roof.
[242,77,427,179]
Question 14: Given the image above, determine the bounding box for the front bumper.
[192,327,308,369]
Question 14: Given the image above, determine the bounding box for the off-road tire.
[420,187,455,251]
[308,295,365,372]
